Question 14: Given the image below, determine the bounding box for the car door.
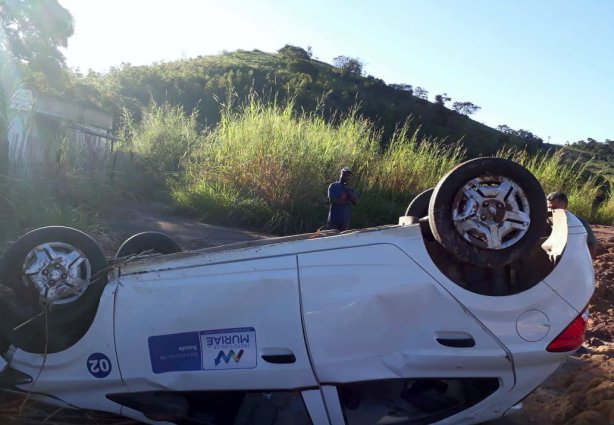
[298,244,514,424]
[114,255,317,393]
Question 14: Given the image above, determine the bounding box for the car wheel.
[405,188,434,219]
[428,158,547,268]
[115,231,182,258]
[0,226,108,353]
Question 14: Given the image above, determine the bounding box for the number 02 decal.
[87,353,112,378]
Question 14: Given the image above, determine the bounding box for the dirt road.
[93,199,270,255]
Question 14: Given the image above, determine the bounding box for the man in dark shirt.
[547,191,599,258]
[327,167,358,231]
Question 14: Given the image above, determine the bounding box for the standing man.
[547,191,599,258]
[327,167,358,231]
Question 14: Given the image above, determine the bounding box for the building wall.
[5,89,114,178]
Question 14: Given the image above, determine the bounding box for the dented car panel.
[115,255,317,393]
[298,244,513,383]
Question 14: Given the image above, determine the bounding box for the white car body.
[0,208,594,425]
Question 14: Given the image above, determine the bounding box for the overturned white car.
[0,158,594,425]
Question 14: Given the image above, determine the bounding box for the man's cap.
[340,167,352,174]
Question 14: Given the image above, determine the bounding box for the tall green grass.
[498,148,609,222]
[175,100,380,233]
[119,102,201,179]
[0,177,97,250]
[0,142,128,250]
[171,98,467,233]
[595,192,614,224]
[370,124,465,197]
[123,97,614,233]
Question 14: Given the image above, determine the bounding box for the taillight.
[546,308,588,352]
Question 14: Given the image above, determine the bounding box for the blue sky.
[59,0,614,145]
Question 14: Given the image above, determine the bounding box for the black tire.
[115,231,182,258]
[0,226,108,353]
[428,158,547,268]
[405,188,434,218]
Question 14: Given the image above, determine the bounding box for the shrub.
[121,102,202,178]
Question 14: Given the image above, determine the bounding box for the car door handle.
[261,348,296,364]
[261,354,296,364]
[436,337,475,348]
[435,331,475,348]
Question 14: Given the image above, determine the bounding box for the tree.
[515,129,543,146]
[569,138,613,161]
[287,59,319,80]
[434,93,452,125]
[0,0,73,80]
[1,0,74,158]
[277,44,311,61]
[452,101,480,116]
[414,86,428,100]
[435,93,451,106]
[390,83,413,95]
[497,125,543,147]
[497,124,514,134]
[333,56,363,77]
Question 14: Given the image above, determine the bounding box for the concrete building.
[4,88,115,178]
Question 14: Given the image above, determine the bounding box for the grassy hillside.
[73,48,535,157]
[3,47,602,244]
[120,98,613,234]
[61,47,613,231]
[559,145,614,184]
[2,70,611,249]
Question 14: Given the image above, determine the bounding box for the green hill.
[71,48,538,156]
[6,47,609,236]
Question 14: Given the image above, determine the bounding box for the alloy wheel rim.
[451,176,531,250]
[22,242,92,304]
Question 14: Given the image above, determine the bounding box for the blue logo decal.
[214,349,244,366]
[148,331,202,374]
[87,353,112,378]
[148,328,257,373]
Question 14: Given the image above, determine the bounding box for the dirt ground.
[92,199,269,256]
[509,225,613,425]
[485,225,613,425]
[1,200,612,424]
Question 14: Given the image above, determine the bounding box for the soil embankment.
[513,225,613,425]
